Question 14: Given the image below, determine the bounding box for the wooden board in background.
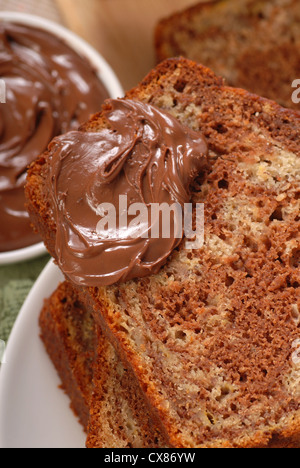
[55,0,199,91]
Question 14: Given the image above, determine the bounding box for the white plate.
[0,260,86,448]
[0,12,124,265]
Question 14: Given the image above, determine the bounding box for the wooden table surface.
[55,0,199,92]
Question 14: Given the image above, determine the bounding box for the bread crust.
[39,282,94,429]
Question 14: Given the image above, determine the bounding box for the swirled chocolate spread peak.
[47,99,208,286]
[0,22,109,252]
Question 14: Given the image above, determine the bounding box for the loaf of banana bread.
[27,58,300,447]
[155,0,300,110]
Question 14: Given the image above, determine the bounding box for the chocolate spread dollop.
[47,99,208,286]
[0,22,109,252]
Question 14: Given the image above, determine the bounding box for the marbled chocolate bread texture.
[86,313,165,448]
[155,0,300,110]
[39,281,94,429]
[27,58,300,448]
[40,282,165,447]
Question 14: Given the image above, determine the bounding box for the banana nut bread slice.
[86,314,165,448]
[27,58,300,447]
[40,281,166,447]
[155,0,300,110]
[40,281,94,430]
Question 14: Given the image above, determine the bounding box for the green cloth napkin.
[0,255,50,343]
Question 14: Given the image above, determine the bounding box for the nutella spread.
[47,99,208,286]
[0,22,109,252]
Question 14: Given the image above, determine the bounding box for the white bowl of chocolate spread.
[0,12,124,265]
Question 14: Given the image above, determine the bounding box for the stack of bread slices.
[26,57,300,448]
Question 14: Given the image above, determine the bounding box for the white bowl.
[0,12,124,265]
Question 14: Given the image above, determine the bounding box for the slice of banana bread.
[27,58,300,447]
[87,319,165,448]
[155,0,300,110]
[40,282,166,447]
[40,281,95,430]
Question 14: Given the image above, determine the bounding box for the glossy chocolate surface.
[0,22,109,252]
[47,99,208,286]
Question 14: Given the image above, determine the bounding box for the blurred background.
[0,0,199,90]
